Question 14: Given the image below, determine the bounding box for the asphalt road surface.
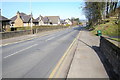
[2,26,81,78]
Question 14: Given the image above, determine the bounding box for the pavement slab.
[67,29,109,78]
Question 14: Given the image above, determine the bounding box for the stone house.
[10,11,34,27]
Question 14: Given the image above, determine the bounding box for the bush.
[66,24,70,27]
[14,25,67,31]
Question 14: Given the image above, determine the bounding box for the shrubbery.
[65,24,70,26]
[14,25,67,31]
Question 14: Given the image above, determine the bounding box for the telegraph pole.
[31,12,33,34]
[30,0,33,34]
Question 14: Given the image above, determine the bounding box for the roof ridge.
[20,12,27,15]
[44,16,59,17]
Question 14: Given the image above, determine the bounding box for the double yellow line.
[49,32,80,78]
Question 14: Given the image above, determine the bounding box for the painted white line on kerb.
[4,44,38,59]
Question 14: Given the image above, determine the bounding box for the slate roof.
[11,12,32,23]
[33,16,44,23]
[34,16,60,24]
[45,16,60,24]
[0,15,11,21]
[33,18,38,23]
[43,17,49,23]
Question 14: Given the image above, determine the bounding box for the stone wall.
[1,30,31,39]
[0,26,68,39]
[100,36,120,79]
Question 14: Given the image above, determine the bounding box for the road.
[2,26,81,78]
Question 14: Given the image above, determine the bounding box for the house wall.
[2,22,10,31]
[52,24,58,25]
[48,23,58,25]
[24,23,29,26]
[65,20,72,25]
[14,17,24,27]
[28,23,36,26]
[58,19,60,24]
[23,23,35,27]
[39,20,44,25]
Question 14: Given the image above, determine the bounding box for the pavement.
[67,29,109,78]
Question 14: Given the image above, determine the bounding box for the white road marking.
[45,37,55,41]
[45,32,67,42]
[4,44,38,59]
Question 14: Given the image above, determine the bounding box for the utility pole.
[30,0,33,34]
[31,13,33,34]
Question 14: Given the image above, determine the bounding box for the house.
[11,11,61,27]
[33,15,45,26]
[72,21,79,25]
[44,16,60,25]
[64,18,72,25]
[60,19,66,25]
[10,11,33,27]
[71,18,80,25]
[0,15,11,32]
[60,19,72,25]
[34,15,60,25]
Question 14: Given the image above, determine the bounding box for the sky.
[0,2,86,20]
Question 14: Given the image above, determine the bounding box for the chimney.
[17,11,20,18]
[39,15,42,21]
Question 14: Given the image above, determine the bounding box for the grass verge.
[90,18,120,42]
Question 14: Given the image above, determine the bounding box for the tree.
[83,0,118,26]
